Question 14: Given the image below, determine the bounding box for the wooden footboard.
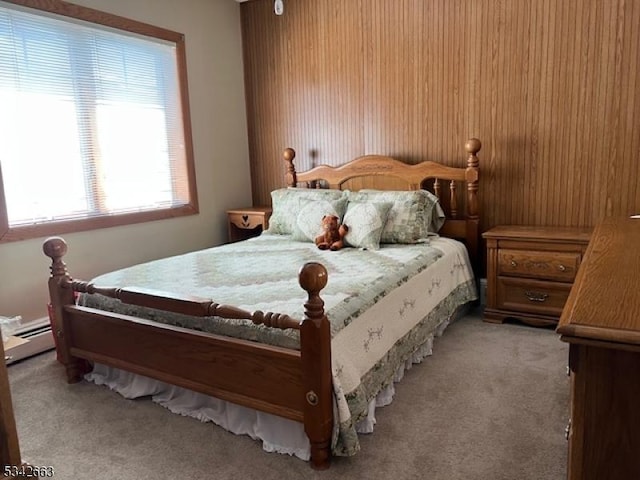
[43,237,333,470]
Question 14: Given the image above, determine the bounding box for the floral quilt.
[81,234,477,456]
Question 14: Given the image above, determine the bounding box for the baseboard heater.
[4,319,55,366]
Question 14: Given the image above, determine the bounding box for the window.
[0,0,198,242]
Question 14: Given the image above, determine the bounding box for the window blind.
[0,3,190,227]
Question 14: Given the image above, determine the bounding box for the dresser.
[226,207,272,243]
[483,226,591,326]
[557,217,640,480]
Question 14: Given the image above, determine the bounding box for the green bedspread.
[81,233,477,456]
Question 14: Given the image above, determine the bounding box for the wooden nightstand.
[483,226,591,327]
[227,207,272,243]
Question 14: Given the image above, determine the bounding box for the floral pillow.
[291,197,348,242]
[342,201,393,250]
[267,188,346,235]
[347,189,443,243]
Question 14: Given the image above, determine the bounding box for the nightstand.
[227,207,272,243]
[483,226,591,327]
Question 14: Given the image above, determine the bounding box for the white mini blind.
[0,3,189,227]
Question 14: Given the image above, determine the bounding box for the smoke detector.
[274,0,284,15]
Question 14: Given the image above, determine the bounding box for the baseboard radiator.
[4,319,55,366]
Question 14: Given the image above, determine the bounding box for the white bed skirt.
[86,320,451,461]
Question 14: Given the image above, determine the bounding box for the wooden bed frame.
[43,138,480,470]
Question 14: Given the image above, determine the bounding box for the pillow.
[347,189,443,243]
[267,188,346,235]
[342,201,393,250]
[430,201,446,232]
[291,197,348,242]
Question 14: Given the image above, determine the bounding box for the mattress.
[82,234,477,458]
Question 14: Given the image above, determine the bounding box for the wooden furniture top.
[227,206,272,215]
[557,217,640,348]
[483,225,592,244]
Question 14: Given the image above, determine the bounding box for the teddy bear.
[315,215,349,251]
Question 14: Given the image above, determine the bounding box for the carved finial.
[465,138,482,156]
[299,262,328,328]
[283,148,295,163]
[464,139,480,220]
[43,236,69,277]
[43,236,67,259]
[299,262,328,295]
[284,148,297,187]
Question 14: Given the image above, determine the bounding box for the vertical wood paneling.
[241,0,640,232]
[620,1,640,220]
[241,0,363,194]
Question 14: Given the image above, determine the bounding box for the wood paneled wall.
[241,0,640,232]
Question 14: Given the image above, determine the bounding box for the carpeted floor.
[7,311,569,480]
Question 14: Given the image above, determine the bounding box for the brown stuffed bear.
[315,215,349,251]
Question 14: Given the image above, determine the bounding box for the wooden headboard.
[282,138,481,267]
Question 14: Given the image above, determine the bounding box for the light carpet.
[7,311,569,480]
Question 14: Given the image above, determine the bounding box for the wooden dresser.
[557,217,640,480]
[483,226,591,326]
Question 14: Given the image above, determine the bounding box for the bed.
[43,138,481,469]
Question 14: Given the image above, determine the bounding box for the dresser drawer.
[498,249,580,282]
[496,276,572,317]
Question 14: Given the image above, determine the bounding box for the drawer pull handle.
[510,260,517,267]
[558,264,566,272]
[565,420,571,441]
[524,291,549,302]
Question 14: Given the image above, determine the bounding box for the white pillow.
[342,202,393,250]
[348,189,444,242]
[291,197,348,242]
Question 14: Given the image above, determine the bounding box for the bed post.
[283,148,297,187]
[464,138,481,268]
[42,237,90,383]
[298,262,332,470]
